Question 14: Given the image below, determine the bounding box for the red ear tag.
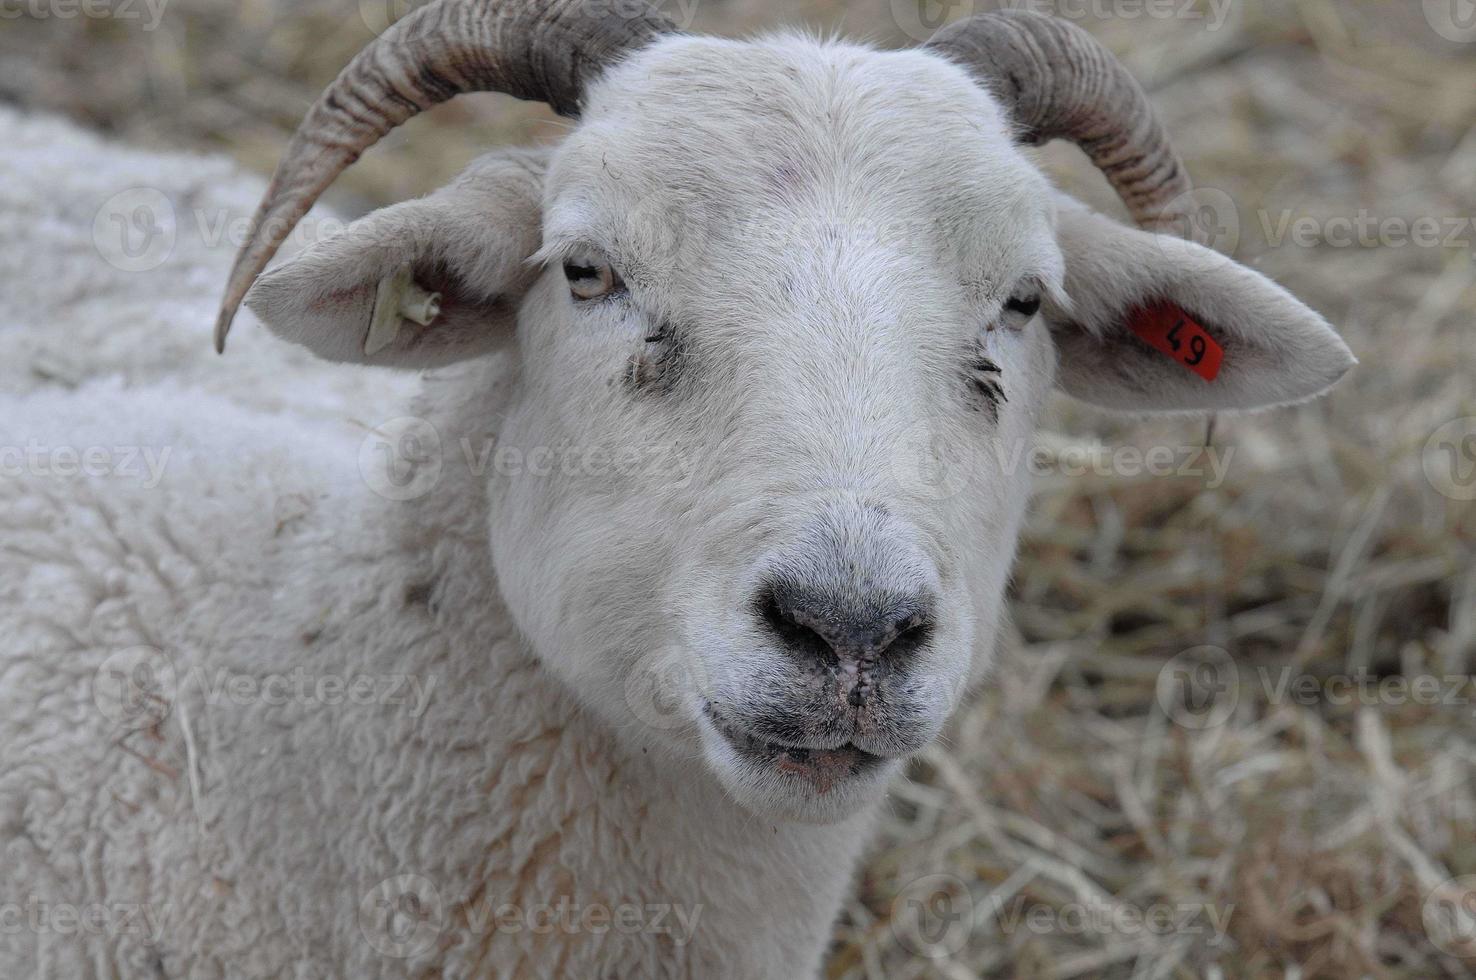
[1125,302,1224,382]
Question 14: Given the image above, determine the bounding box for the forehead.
[546,34,1057,287]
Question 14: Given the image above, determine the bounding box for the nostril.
[754,582,934,665]
[888,614,933,660]
[757,591,835,664]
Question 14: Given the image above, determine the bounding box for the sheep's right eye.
[1005,294,1041,319]
[1001,290,1042,329]
[564,257,623,301]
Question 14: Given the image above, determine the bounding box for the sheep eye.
[564,257,623,301]
[1002,291,1041,328]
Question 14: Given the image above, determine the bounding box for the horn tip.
[214,308,234,354]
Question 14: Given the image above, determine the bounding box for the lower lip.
[706,711,885,793]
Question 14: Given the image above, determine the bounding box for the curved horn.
[927,10,1190,232]
[214,0,676,352]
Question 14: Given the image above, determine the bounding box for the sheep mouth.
[703,706,885,793]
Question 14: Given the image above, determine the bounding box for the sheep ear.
[244,149,546,369]
[1046,199,1355,414]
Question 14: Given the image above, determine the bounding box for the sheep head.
[229,1,1354,823]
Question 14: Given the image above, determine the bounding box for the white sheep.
[0,2,1354,977]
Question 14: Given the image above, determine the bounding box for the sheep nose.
[755,579,935,667]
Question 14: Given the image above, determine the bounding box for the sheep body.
[0,109,872,979]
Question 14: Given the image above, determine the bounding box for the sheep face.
[246,35,1353,824]
[477,39,1057,823]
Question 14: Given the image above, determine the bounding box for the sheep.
[0,2,1356,977]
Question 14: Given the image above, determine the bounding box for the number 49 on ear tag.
[1126,302,1225,382]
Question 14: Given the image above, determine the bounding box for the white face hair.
[246,33,1354,823]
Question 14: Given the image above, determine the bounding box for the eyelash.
[968,355,1006,421]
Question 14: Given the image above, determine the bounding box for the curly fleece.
[0,109,875,979]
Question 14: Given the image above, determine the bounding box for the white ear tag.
[365,267,442,355]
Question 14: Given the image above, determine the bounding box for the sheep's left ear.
[1046,199,1355,413]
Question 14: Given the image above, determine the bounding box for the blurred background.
[4,0,1475,976]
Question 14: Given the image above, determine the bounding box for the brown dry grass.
[5,1,1474,976]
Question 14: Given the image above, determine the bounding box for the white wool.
[0,104,871,979]
[0,106,414,418]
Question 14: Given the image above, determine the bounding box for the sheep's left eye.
[564,257,623,301]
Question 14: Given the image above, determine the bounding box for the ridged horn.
[215,0,676,351]
[927,10,1191,232]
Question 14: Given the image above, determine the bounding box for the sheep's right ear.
[244,149,546,369]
